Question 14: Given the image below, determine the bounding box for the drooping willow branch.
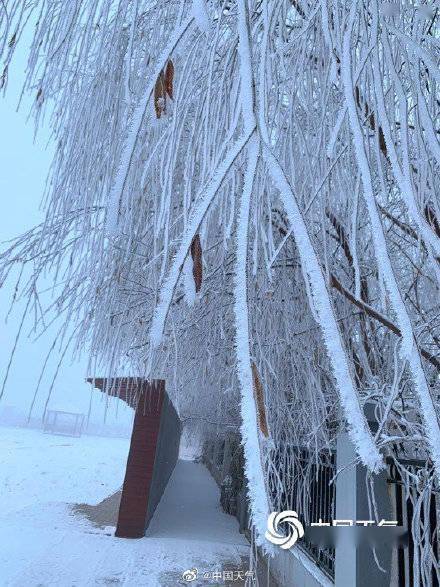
[1,1,440,574]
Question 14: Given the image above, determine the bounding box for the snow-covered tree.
[1,0,439,576]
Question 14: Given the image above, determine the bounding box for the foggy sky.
[0,30,132,431]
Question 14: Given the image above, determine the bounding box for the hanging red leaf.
[165,60,174,99]
[190,233,203,292]
[251,362,269,438]
[153,70,166,118]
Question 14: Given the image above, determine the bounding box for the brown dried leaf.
[251,362,269,438]
[165,60,174,99]
[190,233,203,293]
[154,70,166,118]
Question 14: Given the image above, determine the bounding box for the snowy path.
[147,460,248,545]
[0,427,249,586]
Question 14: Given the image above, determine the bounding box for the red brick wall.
[115,384,165,538]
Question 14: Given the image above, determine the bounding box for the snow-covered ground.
[0,426,130,517]
[0,426,250,586]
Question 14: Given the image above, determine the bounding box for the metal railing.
[388,459,439,587]
[268,446,336,580]
[203,437,337,578]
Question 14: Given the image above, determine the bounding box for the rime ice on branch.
[1,0,440,571]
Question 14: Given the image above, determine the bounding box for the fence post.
[335,418,394,586]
